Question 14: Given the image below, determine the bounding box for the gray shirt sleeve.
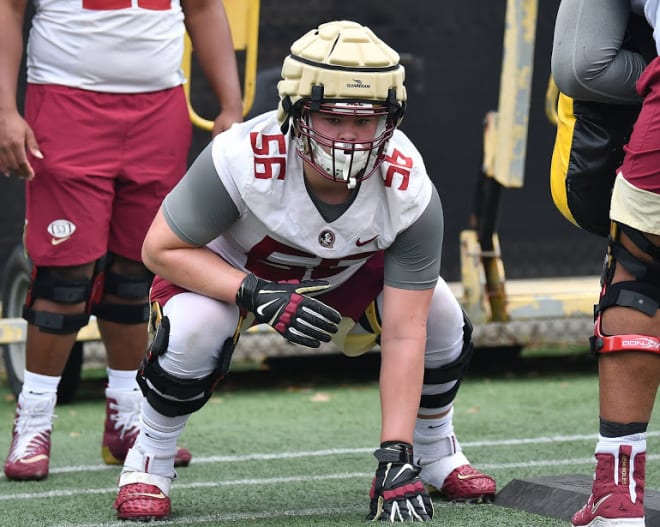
[384,184,443,290]
[162,142,240,246]
[551,0,647,104]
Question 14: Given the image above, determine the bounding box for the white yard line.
[23,429,660,475]
[1,430,659,502]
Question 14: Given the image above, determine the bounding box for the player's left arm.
[379,286,433,443]
[183,0,244,135]
[367,186,442,522]
[379,184,444,444]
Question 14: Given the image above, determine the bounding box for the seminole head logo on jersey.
[318,230,335,248]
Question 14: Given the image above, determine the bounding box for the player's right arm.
[142,141,340,347]
[0,0,42,180]
[143,206,249,303]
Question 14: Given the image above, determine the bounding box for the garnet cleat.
[102,390,141,465]
[436,464,496,502]
[571,446,645,527]
[114,482,171,521]
[102,389,192,468]
[4,392,56,481]
[572,491,645,527]
[173,446,192,467]
[4,430,51,481]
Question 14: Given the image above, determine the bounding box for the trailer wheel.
[1,243,83,404]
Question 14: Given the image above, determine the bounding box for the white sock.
[22,369,60,395]
[134,403,188,458]
[413,407,471,485]
[414,407,461,460]
[597,433,647,449]
[122,443,177,484]
[106,368,139,392]
[18,371,58,430]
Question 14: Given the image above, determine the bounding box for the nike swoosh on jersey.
[51,237,71,246]
[356,235,379,247]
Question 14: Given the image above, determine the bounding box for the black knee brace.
[590,222,660,355]
[90,253,153,324]
[22,266,93,334]
[91,270,152,324]
[137,316,237,417]
[419,310,475,410]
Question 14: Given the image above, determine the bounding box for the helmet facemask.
[277,20,407,187]
[294,100,395,189]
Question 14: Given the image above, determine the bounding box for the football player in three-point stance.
[113,20,495,522]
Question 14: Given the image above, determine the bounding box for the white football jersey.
[27,0,185,92]
[205,111,434,290]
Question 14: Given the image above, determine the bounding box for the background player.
[0,0,243,481]
[553,1,659,525]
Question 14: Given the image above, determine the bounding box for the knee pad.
[420,310,475,410]
[591,222,660,355]
[23,266,93,334]
[91,257,153,324]
[137,315,237,417]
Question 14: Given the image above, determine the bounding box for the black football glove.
[368,441,433,522]
[236,273,341,348]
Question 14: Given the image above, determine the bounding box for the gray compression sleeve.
[162,142,240,246]
[384,184,443,290]
[551,0,646,104]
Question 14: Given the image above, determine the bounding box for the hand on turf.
[236,273,341,348]
[368,442,433,522]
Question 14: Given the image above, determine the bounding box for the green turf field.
[0,347,658,526]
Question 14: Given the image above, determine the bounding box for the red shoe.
[418,445,496,503]
[102,389,140,465]
[174,446,192,467]
[572,445,645,527]
[4,392,56,481]
[102,388,192,467]
[114,481,171,521]
[438,464,496,502]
